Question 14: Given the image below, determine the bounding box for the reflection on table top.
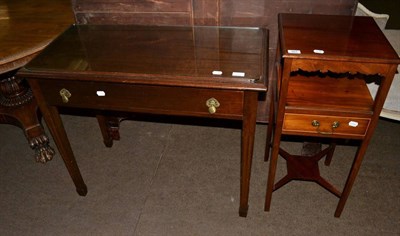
[0,0,73,73]
[23,25,268,90]
[279,13,399,63]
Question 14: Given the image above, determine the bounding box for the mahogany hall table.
[17,25,268,217]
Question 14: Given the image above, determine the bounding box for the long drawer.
[37,80,244,119]
[283,113,371,139]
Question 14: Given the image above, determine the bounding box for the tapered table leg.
[96,115,121,147]
[334,143,368,217]
[28,80,87,196]
[239,91,258,217]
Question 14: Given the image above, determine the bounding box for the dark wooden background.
[71,0,358,122]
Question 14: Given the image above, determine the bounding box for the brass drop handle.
[311,120,320,127]
[59,88,71,103]
[311,120,340,135]
[206,98,220,114]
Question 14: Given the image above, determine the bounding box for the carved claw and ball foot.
[29,134,55,163]
[1,72,55,163]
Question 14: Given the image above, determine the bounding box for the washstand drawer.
[283,113,371,138]
[37,80,244,118]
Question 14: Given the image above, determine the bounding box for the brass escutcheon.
[311,120,320,127]
[332,121,340,129]
[206,97,220,114]
[59,88,71,103]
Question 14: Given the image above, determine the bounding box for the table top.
[0,0,73,73]
[279,13,400,64]
[21,24,268,91]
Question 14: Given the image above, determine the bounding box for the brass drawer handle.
[206,97,220,114]
[59,88,71,103]
[311,120,340,135]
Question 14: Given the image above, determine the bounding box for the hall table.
[17,25,268,217]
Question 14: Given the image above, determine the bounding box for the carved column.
[0,72,55,163]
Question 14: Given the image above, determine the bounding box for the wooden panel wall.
[73,0,193,25]
[71,0,358,122]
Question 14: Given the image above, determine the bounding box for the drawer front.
[283,114,370,138]
[38,80,244,118]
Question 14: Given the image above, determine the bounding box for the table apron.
[36,79,246,119]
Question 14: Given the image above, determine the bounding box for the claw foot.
[29,135,55,163]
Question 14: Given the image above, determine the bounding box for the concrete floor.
[1,115,399,235]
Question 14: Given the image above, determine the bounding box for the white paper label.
[96,91,106,96]
[288,49,301,54]
[232,72,245,77]
[212,70,223,75]
[313,49,325,54]
[348,121,359,127]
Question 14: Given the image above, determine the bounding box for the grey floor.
[1,114,399,235]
